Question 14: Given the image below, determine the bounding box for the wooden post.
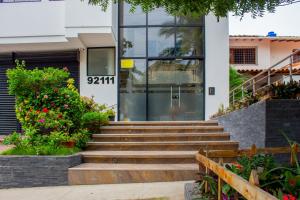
[218,158,224,200]
[290,143,298,167]
[249,170,260,186]
[205,147,209,193]
[250,144,257,157]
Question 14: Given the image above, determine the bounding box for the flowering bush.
[3,61,107,155]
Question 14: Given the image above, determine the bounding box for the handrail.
[230,49,300,105]
[196,153,278,200]
[196,145,299,200]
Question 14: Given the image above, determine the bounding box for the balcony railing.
[230,49,300,105]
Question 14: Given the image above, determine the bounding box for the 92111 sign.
[87,76,115,85]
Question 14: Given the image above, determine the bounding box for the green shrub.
[82,112,109,132]
[4,61,114,155]
[71,129,91,149]
[1,145,80,156]
[3,132,22,146]
[6,60,69,97]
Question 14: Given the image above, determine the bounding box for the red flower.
[57,114,63,119]
[42,108,49,113]
[289,179,297,187]
[232,162,242,170]
[283,194,296,200]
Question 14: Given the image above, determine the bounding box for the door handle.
[170,86,173,108]
[179,85,181,108]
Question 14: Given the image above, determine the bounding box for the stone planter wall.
[0,154,81,188]
[217,100,300,149]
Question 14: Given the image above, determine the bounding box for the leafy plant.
[81,112,109,132]
[3,61,108,155]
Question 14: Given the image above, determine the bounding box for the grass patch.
[1,145,80,156]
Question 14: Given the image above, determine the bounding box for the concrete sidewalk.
[0,181,192,200]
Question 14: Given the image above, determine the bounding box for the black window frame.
[118,3,206,121]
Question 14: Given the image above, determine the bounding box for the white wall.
[230,39,271,70]
[0,0,65,39]
[79,49,118,111]
[65,0,112,28]
[205,14,229,119]
[270,41,300,66]
[0,0,114,45]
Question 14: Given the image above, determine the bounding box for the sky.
[229,3,300,36]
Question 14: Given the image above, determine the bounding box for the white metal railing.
[230,49,300,105]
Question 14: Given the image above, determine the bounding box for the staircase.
[68,121,238,185]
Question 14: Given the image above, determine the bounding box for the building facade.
[0,0,229,134]
[230,35,300,74]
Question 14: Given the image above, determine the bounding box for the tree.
[86,0,300,18]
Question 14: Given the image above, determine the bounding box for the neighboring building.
[230,34,300,76]
[0,0,229,134]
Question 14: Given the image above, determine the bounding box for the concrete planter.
[217,99,300,149]
[0,154,82,188]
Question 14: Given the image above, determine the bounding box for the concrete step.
[86,141,239,151]
[100,126,224,134]
[92,133,230,142]
[108,120,218,126]
[81,151,236,164]
[68,163,199,185]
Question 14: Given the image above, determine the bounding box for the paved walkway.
[0,181,192,200]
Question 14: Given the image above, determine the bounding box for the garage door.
[0,51,79,135]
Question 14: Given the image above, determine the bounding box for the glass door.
[147,59,204,121]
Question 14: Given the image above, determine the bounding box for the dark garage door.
[0,51,80,135]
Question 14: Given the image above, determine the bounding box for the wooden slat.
[196,153,278,200]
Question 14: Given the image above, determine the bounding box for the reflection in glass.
[120,3,146,25]
[119,59,147,121]
[148,60,204,121]
[176,27,203,56]
[148,8,175,25]
[176,15,204,25]
[87,48,115,76]
[148,27,175,57]
[121,28,146,57]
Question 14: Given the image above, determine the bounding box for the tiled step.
[86,141,239,151]
[100,126,224,134]
[82,151,197,164]
[68,163,198,185]
[92,133,230,142]
[81,151,235,164]
[108,120,218,126]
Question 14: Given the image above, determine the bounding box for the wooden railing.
[196,145,299,200]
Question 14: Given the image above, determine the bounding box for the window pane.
[120,3,146,26]
[231,48,256,64]
[121,28,146,57]
[176,16,204,25]
[148,27,175,57]
[88,48,115,76]
[176,27,203,56]
[119,59,146,121]
[148,8,175,25]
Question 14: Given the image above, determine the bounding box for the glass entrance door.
[148,59,204,121]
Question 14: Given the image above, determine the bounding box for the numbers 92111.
[87,77,115,85]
